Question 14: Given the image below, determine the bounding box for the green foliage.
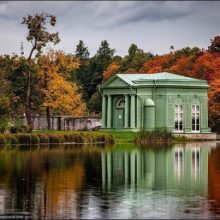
[0,135,7,145]
[14,134,32,145]
[75,40,90,59]
[6,58,42,115]
[175,47,201,57]
[209,36,220,53]
[0,96,11,133]
[4,134,19,145]
[100,131,138,143]
[87,91,102,113]
[121,44,153,71]
[10,118,32,133]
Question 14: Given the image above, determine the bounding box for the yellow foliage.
[38,49,86,116]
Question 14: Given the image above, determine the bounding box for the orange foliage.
[189,53,220,82]
[124,68,138,73]
[208,79,220,131]
[42,163,85,219]
[103,61,121,81]
[167,55,196,77]
[140,54,174,73]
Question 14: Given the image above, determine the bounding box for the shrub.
[48,134,65,143]
[4,134,19,145]
[0,135,7,145]
[0,117,10,133]
[37,134,50,144]
[30,134,40,144]
[64,133,77,142]
[136,128,174,144]
[15,134,32,145]
[10,124,32,133]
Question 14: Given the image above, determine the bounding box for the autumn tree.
[208,79,220,131]
[103,61,121,81]
[22,12,60,127]
[38,50,85,129]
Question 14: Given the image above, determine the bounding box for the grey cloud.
[91,1,197,28]
[0,1,219,56]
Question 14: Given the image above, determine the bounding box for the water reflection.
[0,142,219,219]
[101,144,209,193]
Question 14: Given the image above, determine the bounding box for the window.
[174,104,183,131]
[174,147,184,182]
[192,105,200,132]
[191,148,200,180]
[116,97,125,108]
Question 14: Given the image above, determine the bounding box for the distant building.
[100,72,211,133]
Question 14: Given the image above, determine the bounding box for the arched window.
[116,97,125,108]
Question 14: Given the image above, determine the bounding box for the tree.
[87,40,115,109]
[209,35,220,53]
[73,40,91,101]
[208,79,220,131]
[7,57,42,117]
[87,92,102,113]
[38,50,85,129]
[22,12,60,127]
[0,55,12,100]
[92,40,115,84]
[75,40,90,60]
[122,44,153,71]
[170,45,175,53]
[103,61,121,81]
[0,96,11,133]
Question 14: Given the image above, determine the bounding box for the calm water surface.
[0,142,220,219]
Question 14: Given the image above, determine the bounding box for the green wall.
[101,75,210,133]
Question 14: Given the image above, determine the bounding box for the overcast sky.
[0,1,220,57]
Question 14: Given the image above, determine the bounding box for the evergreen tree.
[122,44,153,71]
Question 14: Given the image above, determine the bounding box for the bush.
[4,134,19,145]
[10,124,32,133]
[37,134,50,144]
[0,117,10,133]
[15,134,32,145]
[136,128,174,144]
[0,135,7,145]
[30,134,40,144]
[48,134,65,143]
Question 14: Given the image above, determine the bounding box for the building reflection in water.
[101,144,209,192]
[0,142,219,219]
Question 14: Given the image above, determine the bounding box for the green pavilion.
[100,72,211,134]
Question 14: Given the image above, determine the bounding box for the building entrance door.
[115,108,124,129]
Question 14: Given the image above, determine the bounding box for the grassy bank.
[99,131,138,143]
[136,128,174,144]
[0,131,114,146]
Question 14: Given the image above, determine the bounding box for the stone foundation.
[174,133,217,140]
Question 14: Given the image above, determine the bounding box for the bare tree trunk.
[46,107,51,130]
[25,69,32,127]
[25,46,36,128]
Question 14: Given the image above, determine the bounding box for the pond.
[0,142,220,219]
